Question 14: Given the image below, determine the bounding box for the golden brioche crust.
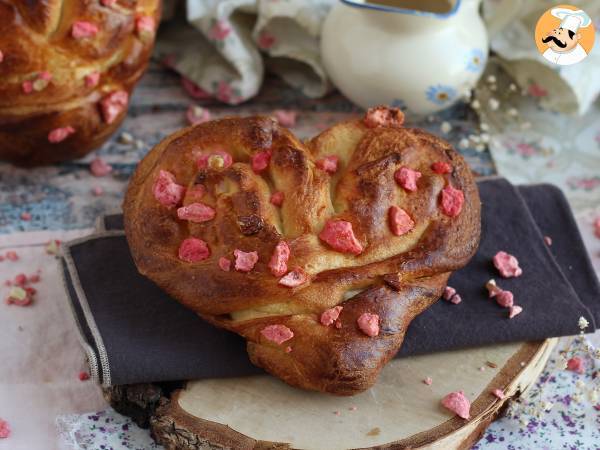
[123,111,481,395]
[0,0,160,166]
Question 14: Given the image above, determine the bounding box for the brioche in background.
[0,0,160,166]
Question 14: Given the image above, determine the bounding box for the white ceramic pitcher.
[321,0,520,115]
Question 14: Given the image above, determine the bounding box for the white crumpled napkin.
[156,0,334,104]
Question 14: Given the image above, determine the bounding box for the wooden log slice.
[146,339,557,449]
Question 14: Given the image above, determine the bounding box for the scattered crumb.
[5,251,18,261]
[21,212,32,221]
[441,391,471,419]
[367,427,381,437]
[566,356,584,374]
[486,75,496,84]
[90,157,113,177]
[135,139,145,150]
[479,366,485,372]
[78,371,90,381]
[423,377,433,385]
[285,346,292,353]
[0,418,10,439]
[440,121,452,134]
[45,240,61,255]
[508,305,523,319]
[544,236,552,246]
[459,138,470,149]
[118,132,134,145]
[520,361,526,367]
[486,361,498,369]
[349,406,357,411]
[333,410,340,416]
[91,186,104,197]
[492,389,505,399]
[470,100,480,110]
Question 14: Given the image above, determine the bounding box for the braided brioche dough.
[124,108,481,395]
[0,0,160,166]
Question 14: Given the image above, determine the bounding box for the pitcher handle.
[484,0,524,38]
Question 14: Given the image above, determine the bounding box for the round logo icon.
[534,4,595,66]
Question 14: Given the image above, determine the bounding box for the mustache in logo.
[542,35,567,48]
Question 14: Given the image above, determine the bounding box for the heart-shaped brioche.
[124,107,481,395]
[0,0,160,166]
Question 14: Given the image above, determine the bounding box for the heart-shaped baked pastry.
[124,107,481,395]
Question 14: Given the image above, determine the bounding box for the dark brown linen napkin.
[61,178,600,386]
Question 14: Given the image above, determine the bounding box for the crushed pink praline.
[251,150,272,173]
[544,236,552,246]
[6,251,19,261]
[319,219,363,255]
[136,15,155,37]
[22,80,33,94]
[48,126,75,143]
[443,286,456,301]
[394,167,422,192]
[186,105,211,125]
[90,157,113,177]
[357,312,379,337]
[0,418,10,439]
[72,21,99,39]
[492,389,505,400]
[153,170,186,208]
[440,184,464,217]
[85,72,100,87]
[364,106,404,128]
[431,161,452,174]
[78,371,90,381]
[234,249,259,272]
[495,290,514,308]
[270,191,284,207]
[279,268,308,287]
[441,391,471,419]
[100,90,129,124]
[566,356,584,374]
[388,205,414,236]
[493,251,522,278]
[316,155,339,174]
[218,257,231,272]
[261,324,294,345]
[177,203,216,223]
[273,110,297,127]
[178,238,210,263]
[450,294,462,305]
[320,306,343,326]
[593,217,600,238]
[423,377,433,385]
[508,305,523,318]
[268,241,290,277]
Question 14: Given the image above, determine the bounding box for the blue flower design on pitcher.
[425,85,457,105]
[466,48,486,73]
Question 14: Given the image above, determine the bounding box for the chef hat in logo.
[551,8,592,33]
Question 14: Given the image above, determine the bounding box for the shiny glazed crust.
[123,111,481,395]
[0,0,160,166]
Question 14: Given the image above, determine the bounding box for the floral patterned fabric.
[155,0,335,104]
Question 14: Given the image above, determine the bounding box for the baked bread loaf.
[124,107,481,395]
[0,0,160,166]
